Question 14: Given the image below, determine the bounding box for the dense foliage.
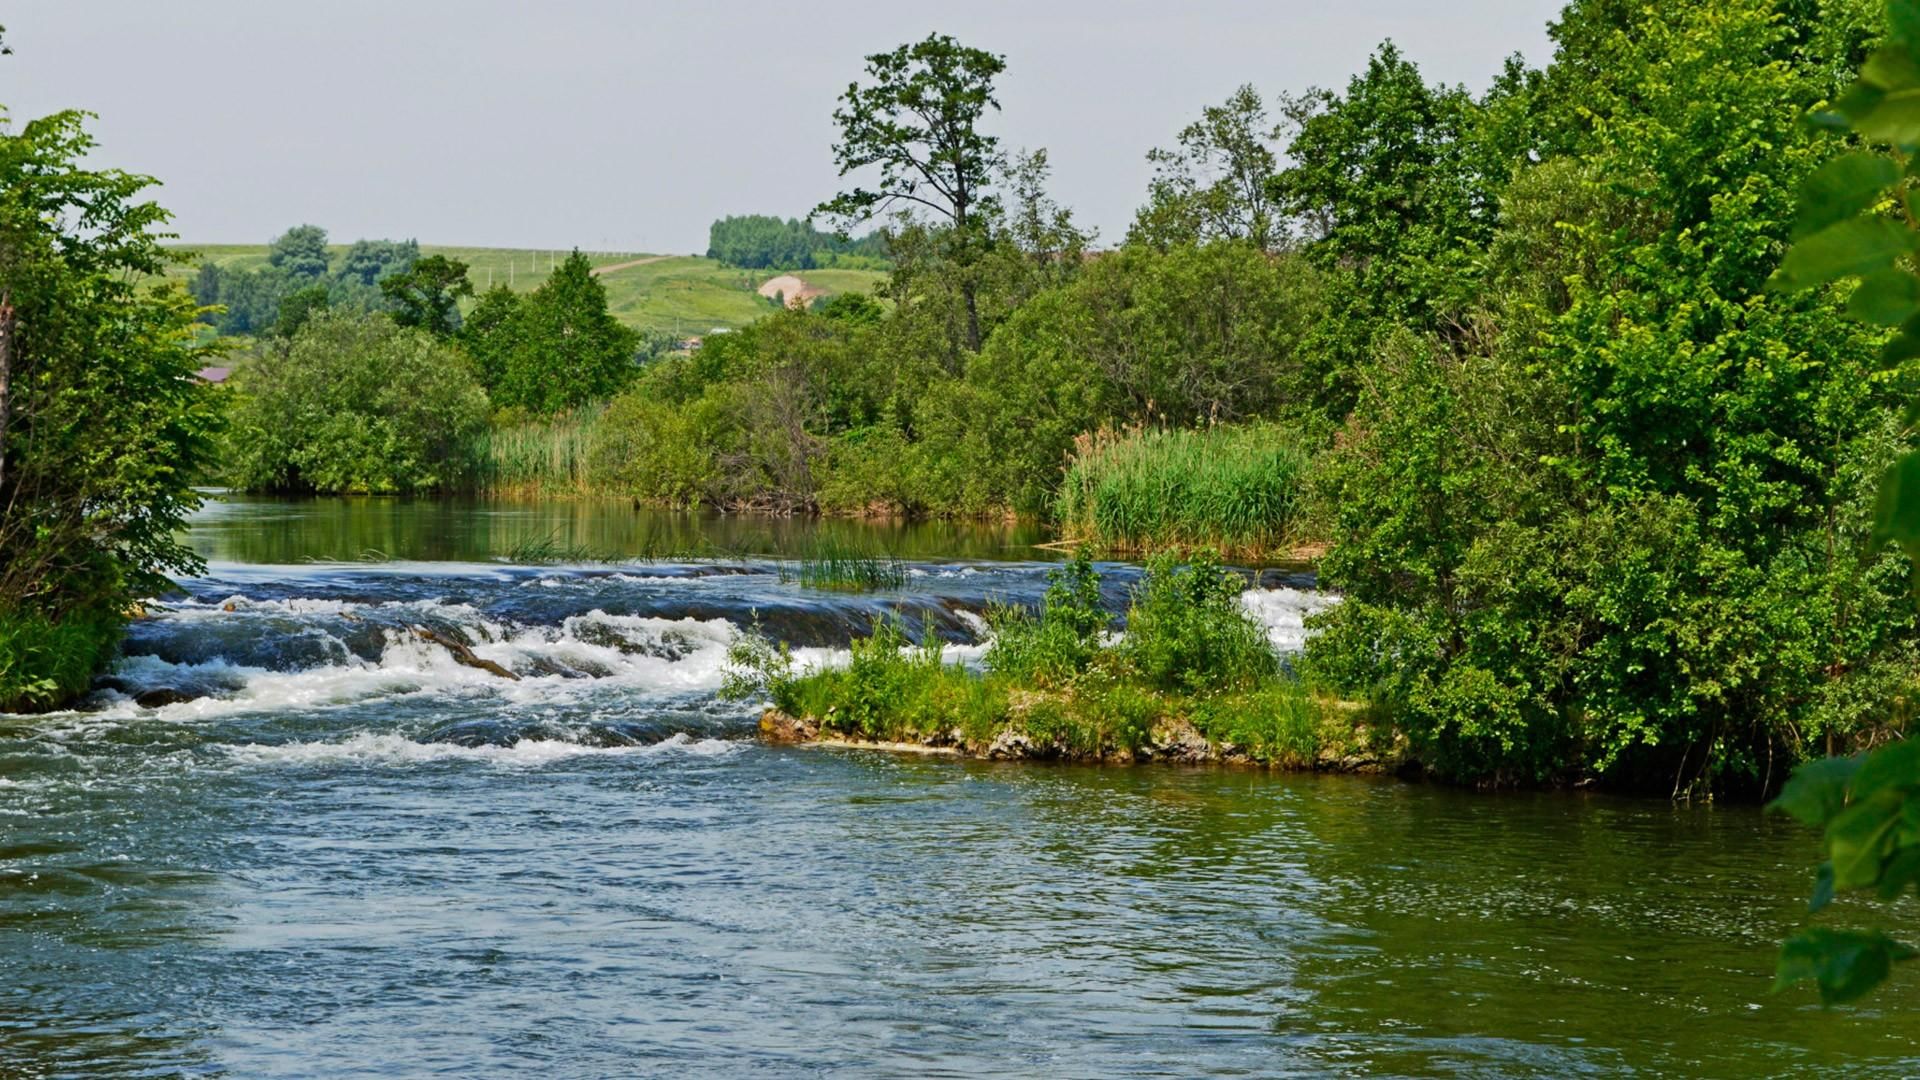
[705,214,886,270]
[199,1,1920,800]
[0,107,219,710]
[1301,0,1906,790]
[1752,0,1920,1007]
[225,310,488,493]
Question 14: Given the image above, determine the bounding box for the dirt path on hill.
[588,254,675,276]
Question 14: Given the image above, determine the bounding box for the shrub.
[225,310,489,493]
[0,607,123,713]
[1120,550,1277,694]
[986,548,1108,686]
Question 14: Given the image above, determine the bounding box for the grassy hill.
[160,245,888,335]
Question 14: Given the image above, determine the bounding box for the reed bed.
[1054,424,1312,560]
[470,407,604,497]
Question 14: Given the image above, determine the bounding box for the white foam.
[92,609,752,721]
[1239,587,1340,653]
[223,730,744,769]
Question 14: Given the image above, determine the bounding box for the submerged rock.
[133,687,198,708]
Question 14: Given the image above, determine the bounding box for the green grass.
[1055,423,1314,561]
[498,531,621,565]
[0,605,122,713]
[778,540,908,592]
[469,407,603,497]
[157,245,888,336]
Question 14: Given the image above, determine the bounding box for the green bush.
[985,549,1108,685]
[0,607,122,713]
[1120,550,1277,695]
[225,310,489,493]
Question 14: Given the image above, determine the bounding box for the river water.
[2,496,1916,1077]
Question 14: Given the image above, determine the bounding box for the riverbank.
[758,701,1404,772]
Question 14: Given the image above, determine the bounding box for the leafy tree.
[267,224,330,280]
[1131,85,1284,251]
[381,254,473,336]
[471,251,638,414]
[816,33,1006,350]
[335,238,418,286]
[458,284,525,396]
[1272,42,1498,417]
[225,309,487,493]
[1000,148,1092,290]
[0,106,220,709]
[1757,0,1920,1006]
[1304,0,1899,785]
[274,282,331,339]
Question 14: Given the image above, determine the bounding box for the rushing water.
[2,495,1917,1077]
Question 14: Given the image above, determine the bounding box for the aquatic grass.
[778,540,908,592]
[499,531,622,564]
[299,548,396,564]
[1055,423,1313,560]
[470,407,603,497]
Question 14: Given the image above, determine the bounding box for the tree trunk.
[0,289,13,493]
[963,279,981,353]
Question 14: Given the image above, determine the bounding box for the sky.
[0,1,1566,254]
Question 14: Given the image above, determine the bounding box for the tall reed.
[469,406,604,497]
[1054,424,1311,560]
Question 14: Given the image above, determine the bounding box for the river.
[1,496,1915,1077]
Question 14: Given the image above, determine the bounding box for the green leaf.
[1879,329,1920,370]
[1795,153,1899,239]
[1771,217,1919,292]
[1775,929,1918,1005]
[1849,738,1920,800]
[1895,0,1920,50]
[1864,46,1920,92]
[1827,795,1901,890]
[1857,90,1920,147]
[1811,861,1836,913]
[1876,845,1920,900]
[1811,80,1887,131]
[1847,270,1920,324]
[1770,754,1861,827]
[1874,452,1920,551]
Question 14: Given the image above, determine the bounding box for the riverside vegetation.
[10,5,1920,813]
[373,1,1920,803]
[726,549,1354,768]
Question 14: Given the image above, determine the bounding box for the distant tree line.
[189,226,420,336]
[705,214,887,270]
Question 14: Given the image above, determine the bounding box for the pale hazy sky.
[0,1,1565,253]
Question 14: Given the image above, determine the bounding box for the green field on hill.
[160,244,887,334]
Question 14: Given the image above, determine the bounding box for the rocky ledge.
[758,708,1402,772]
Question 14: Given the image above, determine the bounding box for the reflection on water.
[184,492,1062,566]
[0,496,1914,1076]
